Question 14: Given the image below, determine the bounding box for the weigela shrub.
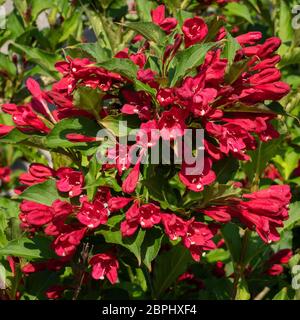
[0,4,294,299]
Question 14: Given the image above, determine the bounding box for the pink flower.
[122,161,141,194]
[151,5,177,34]
[89,252,119,284]
[56,168,84,198]
[182,17,208,48]
[136,120,160,148]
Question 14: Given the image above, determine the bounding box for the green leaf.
[244,137,283,182]
[125,21,166,44]
[205,248,230,263]
[18,179,64,206]
[273,287,289,300]
[73,86,104,115]
[201,183,241,208]
[0,53,17,78]
[141,228,164,271]
[58,11,81,43]
[0,198,19,219]
[65,42,111,63]
[10,43,60,78]
[153,245,191,298]
[222,32,241,70]
[170,42,216,86]
[46,117,100,148]
[99,215,146,264]
[236,277,251,300]
[283,202,300,231]
[0,237,55,260]
[278,0,293,43]
[221,223,242,263]
[99,114,140,137]
[225,2,254,24]
[0,128,40,144]
[29,0,53,21]
[213,157,239,183]
[97,57,138,80]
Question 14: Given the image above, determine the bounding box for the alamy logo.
[292,5,300,30]
[0,5,6,29]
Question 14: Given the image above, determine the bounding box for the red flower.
[89,252,119,284]
[157,88,175,107]
[19,201,53,226]
[136,120,160,148]
[266,264,284,276]
[206,122,256,160]
[158,106,187,140]
[45,285,66,299]
[56,168,84,198]
[161,213,188,240]
[52,228,86,257]
[268,249,293,265]
[0,166,11,184]
[108,197,132,213]
[182,220,216,261]
[66,133,97,143]
[182,17,208,48]
[19,163,54,186]
[202,206,232,223]
[77,200,108,229]
[151,5,177,34]
[0,124,14,137]
[233,185,291,243]
[179,157,216,192]
[121,202,161,237]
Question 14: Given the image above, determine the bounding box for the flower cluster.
[0,4,292,298]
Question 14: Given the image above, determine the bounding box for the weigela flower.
[121,202,161,237]
[151,5,177,34]
[52,227,86,257]
[182,220,217,261]
[161,213,188,240]
[0,166,11,185]
[77,199,108,229]
[89,252,119,284]
[179,157,216,192]
[56,168,84,198]
[182,17,208,47]
[19,163,54,186]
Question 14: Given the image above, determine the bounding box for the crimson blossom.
[0,3,293,299]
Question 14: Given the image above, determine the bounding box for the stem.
[232,229,252,300]
[180,0,190,10]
